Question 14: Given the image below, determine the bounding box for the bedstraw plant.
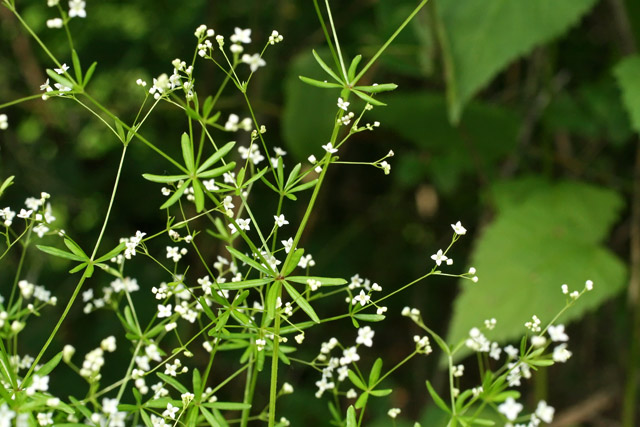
[0,0,594,425]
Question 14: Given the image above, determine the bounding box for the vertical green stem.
[268,311,282,426]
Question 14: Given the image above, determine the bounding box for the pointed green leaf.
[346,405,357,427]
[35,352,62,377]
[69,262,87,274]
[354,83,398,93]
[192,179,205,212]
[348,369,366,391]
[286,276,347,286]
[347,55,362,82]
[353,313,386,322]
[36,245,84,261]
[354,392,369,410]
[283,248,304,276]
[226,246,273,276]
[197,162,236,179]
[218,278,272,290]
[83,61,97,86]
[142,173,189,183]
[46,69,75,91]
[95,242,127,263]
[426,380,451,414]
[181,133,195,172]
[368,358,383,386]
[288,179,318,193]
[266,281,282,321]
[298,75,343,89]
[352,89,386,106]
[0,176,14,198]
[115,120,126,142]
[284,163,302,190]
[197,141,236,173]
[63,238,87,259]
[369,388,392,397]
[311,50,344,84]
[160,180,191,210]
[282,280,320,323]
[71,49,82,83]
[157,372,189,394]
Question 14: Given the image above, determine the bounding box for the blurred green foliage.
[2,0,640,423]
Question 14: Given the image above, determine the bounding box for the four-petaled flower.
[231,27,252,44]
[322,142,338,154]
[352,290,370,306]
[162,403,179,420]
[241,53,265,72]
[451,221,467,235]
[337,97,350,111]
[497,397,523,421]
[430,249,448,266]
[68,0,86,18]
[274,214,289,227]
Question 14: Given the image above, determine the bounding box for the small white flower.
[387,408,401,419]
[356,326,374,347]
[535,400,555,423]
[430,249,448,266]
[281,238,294,253]
[274,214,289,228]
[0,114,8,130]
[451,221,467,235]
[352,290,370,307]
[54,63,69,74]
[241,53,266,72]
[230,27,252,44]
[585,279,594,291]
[497,397,523,421]
[337,97,350,111]
[322,142,338,154]
[548,324,569,342]
[68,0,86,18]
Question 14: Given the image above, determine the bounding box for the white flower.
[535,400,555,423]
[162,403,179,420]
[322,142,338,154]
[356,326,374,347]
[54,63,69,74]
[548,324,569,342]
[0,114,7,130]
[379,161,391,175]
[281,237,294,253]
[497,397,523,421]
[553,344,572,363]
[241,53,266,72]
[387,408,401,419]
[337,97,350,111]
[585,279,594,291]
[68,0,86,18]
[451,221,467,235]
[231,27,252,44]
[430,249,448,266]
[274,214,289,227]
[352,290,370,307]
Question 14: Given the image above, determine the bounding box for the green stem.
[353,0,430,84]
[268,311,282,427]
[240,353,259,427]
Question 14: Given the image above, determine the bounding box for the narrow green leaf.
[242,166,269,188]
[299,75,343,89]
[202,96,214,118]
[198,297,217,322]
[45,69,75,91]
[69,262,87,274]
[288,179,318,193]
[63,238,87,259]
[181,133,195,172]
[354,83,398,93]
[83,62,97,86]
[286,276,347,286]
[266,281,282,321]
[197,162,236,179]
[369,389,392,397]
[95,242,127,263]
[202,401,252,410]
[282,281,320,323]
[426,380,451,414]
[192,179,205,212]
[35,352,62,377]
[354,392,369,410]
[353,313,385,322]
[352,89,386,106]
[312,49,344,84]
[346,405,357,427]
[197,141,236,173]
[226,246,273,276]
[160,180,190,210]
[157,372,189,394]
[284,163,302,190]
[218,278,272,290]
[115,120,126,142]
[71,49,82,83]
[347,54,362,82]
[368,358,383,386]
[0,176,14,198]
[36,245,84,261]
[283,248,304,276]
[348,369,367,391]
[141,173,189,183]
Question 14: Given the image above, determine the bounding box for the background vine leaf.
[435,0,598,123]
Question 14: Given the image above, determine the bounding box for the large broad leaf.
[614,55,640,134]
[435,0,597,123]
[282,49,338,161]
[371,92,519,193]
[447,179,626,359]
